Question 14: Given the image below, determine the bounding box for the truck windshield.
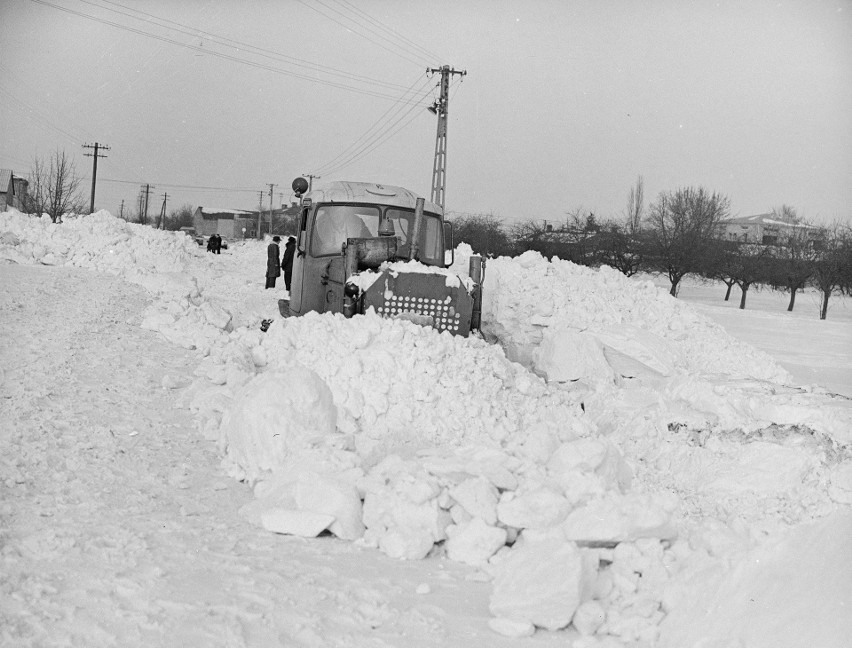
[312,205,380,256]
[384,209,442,263]
[311,204,443,264]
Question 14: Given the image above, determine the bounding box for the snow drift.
[2,209,850,646]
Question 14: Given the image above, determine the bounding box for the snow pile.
[452,245,790,385]
[3,209,851,645]
[0,209,198,276]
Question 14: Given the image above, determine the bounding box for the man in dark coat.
[265,236,281,289]
[212,233,222,254]
[281,236,296,291]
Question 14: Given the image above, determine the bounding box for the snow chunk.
[445,517,507,566]
[220,366,338,484]
[489,536,592,631]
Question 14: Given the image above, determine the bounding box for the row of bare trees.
[449,181,852,320]
[18,149,198,230]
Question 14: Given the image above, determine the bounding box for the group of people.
[206,233,223,254]
[266,235,296,290]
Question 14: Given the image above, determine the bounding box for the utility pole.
[82,142,109,213]
[267,183,277,235]
[158,193,168,229]
[141,184,152,225]
[119,199,124,220]
[256,190,264,239]
[427,65,466,212]
[302,174,320,192]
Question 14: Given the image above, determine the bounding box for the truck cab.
[281,178,483,336]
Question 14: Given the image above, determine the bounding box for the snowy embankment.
[2,210,851,647]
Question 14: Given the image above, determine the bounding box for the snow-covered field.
[1,210,850,648]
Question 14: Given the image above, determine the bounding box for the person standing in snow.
[212,233,222,254]
[281,236,296,291]
[266,236,281,289]
[206,235,215,253]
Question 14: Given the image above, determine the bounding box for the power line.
[332,0,444,64]
[315,95,431,178]
[0,86,85,146]
[83,0,415,93]
[92,176,260,193]
[29,0,428,104]
[294,0,428,68]
[310,73,433,176]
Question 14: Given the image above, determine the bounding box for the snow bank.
[452,245,791,385]
[3,209,851,645]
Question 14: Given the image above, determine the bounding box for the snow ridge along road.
[0,263,565,648]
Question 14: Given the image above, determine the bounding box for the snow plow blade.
[358,271,474,337]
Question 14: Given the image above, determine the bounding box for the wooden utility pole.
[427,65,466,212]
[256,190,264,239]
[302,174,320,192]
[82,142,109,213]
[158,192,168,229]
[119,199,124,220]
[142,184,152,225]
[267,183,277,235]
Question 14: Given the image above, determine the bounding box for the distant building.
[0,169,29,212]
[716,213,819,245]
[192,207,256,239]
[192,202,301,240]
[248,202,301,237]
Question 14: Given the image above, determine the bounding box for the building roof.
[0,169,12,193]
[198,207,255,218]
[720,213,816,229]
[305,181,442,215]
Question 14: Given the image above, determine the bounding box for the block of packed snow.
[448,477,499,524]
[548,438,608,474]
[445,517,508,566]
[828,461,852,504]
[489,537,591,630]
[572,599,606,636]
[531,327,616,386]
[293,471,365,540]
[220,367,337,484]
[560,493,676,543]
[699,441,817,495]
[497,486,572,530]
[260,507,334,537]
[360,458,451,559]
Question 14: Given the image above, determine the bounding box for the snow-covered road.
[0,263,571,648]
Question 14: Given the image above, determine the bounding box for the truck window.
[385,209,443,264]
[311,205,380,256]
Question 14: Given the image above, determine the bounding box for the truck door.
[288,205,310,314]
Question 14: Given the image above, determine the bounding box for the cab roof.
[305,181,442,215]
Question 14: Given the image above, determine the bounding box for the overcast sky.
[1,0,850,226]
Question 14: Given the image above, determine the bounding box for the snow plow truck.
[278,177,484,337]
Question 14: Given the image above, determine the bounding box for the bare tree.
[774,227,818,312]
[509,219,552,258]
[24,149,85,222]
[448,212,512,257]
[811,223,852,320]
[626,175,644,234]
[722,242,774,309]
[165,203,196,231]
[596,222,646,276]
[646,186,731,296]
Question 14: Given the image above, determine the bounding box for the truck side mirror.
[443,221,454,267]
